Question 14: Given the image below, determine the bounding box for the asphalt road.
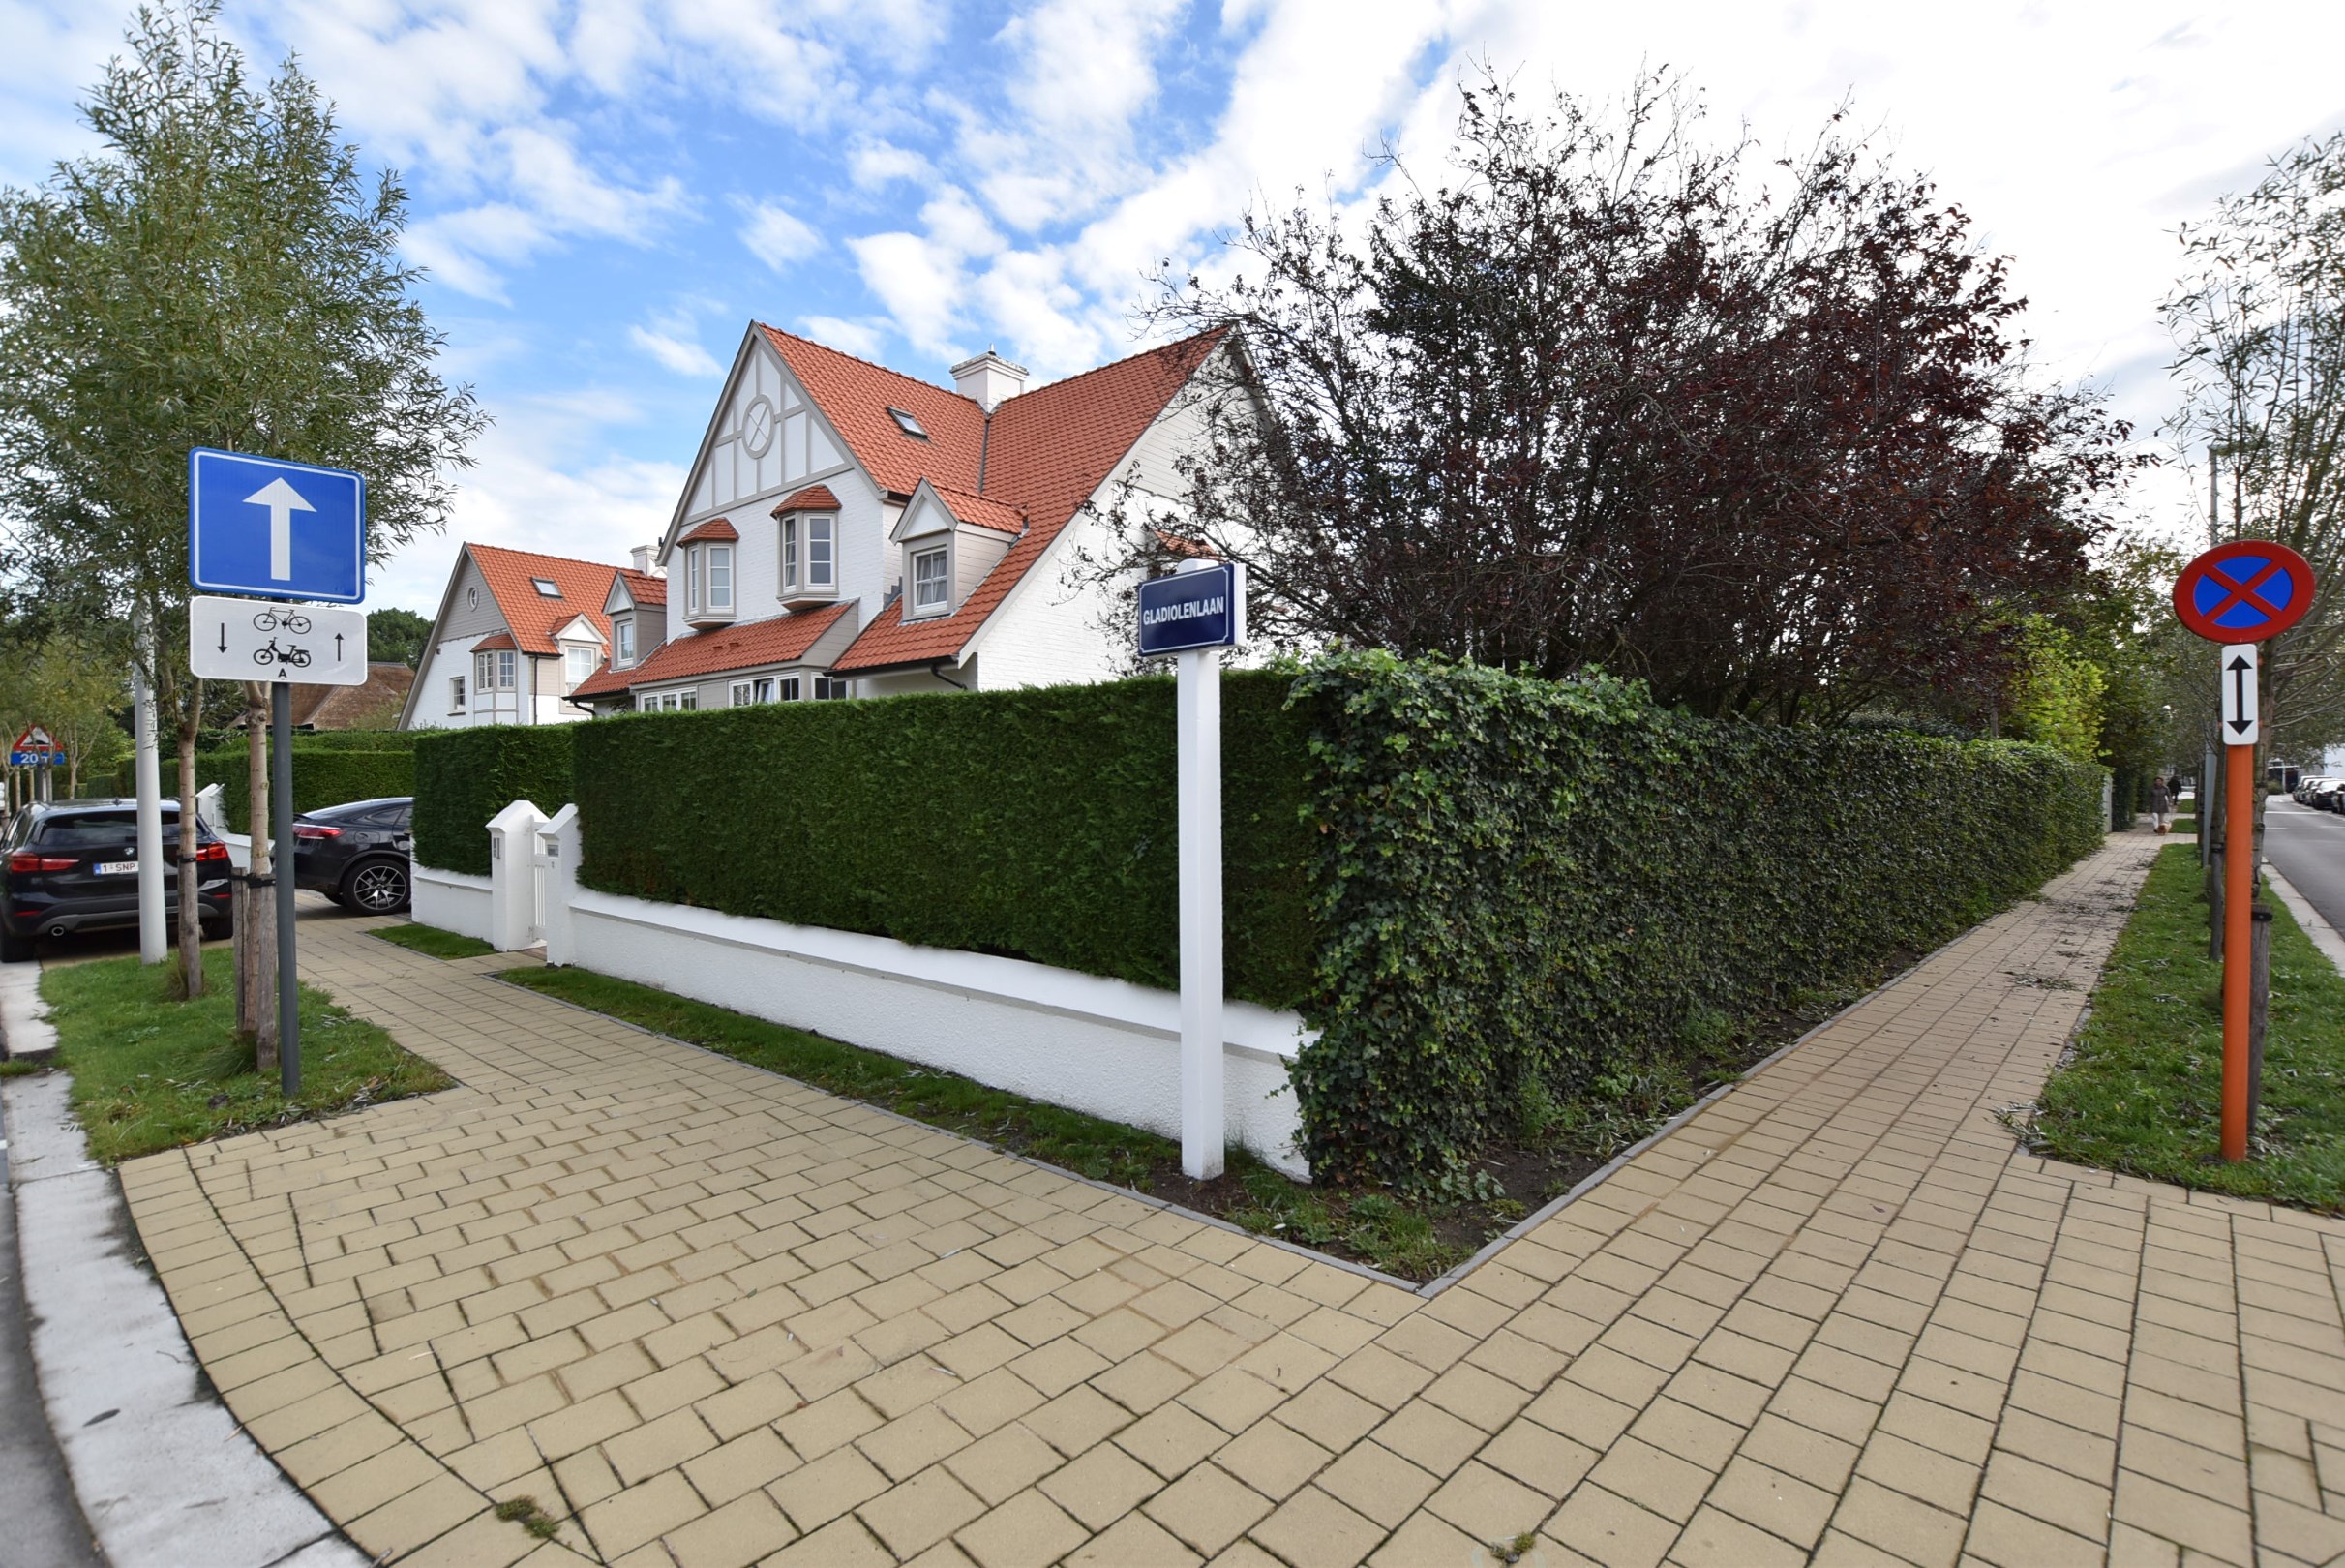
[2263,794,2345,936]
[0,1094,107,1568]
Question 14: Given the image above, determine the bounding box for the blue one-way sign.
[188,448,367,603]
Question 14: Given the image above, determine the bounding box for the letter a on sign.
[2221,645,2258,745]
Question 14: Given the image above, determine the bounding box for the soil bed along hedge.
[412,726,576,876]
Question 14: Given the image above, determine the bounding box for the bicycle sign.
[187,594,368,686]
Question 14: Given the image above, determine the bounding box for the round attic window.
[466,587,479,610]
[742,395,776,457]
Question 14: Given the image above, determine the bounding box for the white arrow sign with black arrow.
[2221,643,2259,746]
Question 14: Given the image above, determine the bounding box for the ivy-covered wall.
[571,675,1320,1010]
[412,726,577,876]
[1289,654,2106,1183]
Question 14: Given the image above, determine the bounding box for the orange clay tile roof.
[760,328,985,497]
[466,544,629,656]
[570,602,856,698]
[772,484,841,514]
[616,567,667,608]
[470,631,517,650]
[677,517,739,543]
[830,329,1224,674]
[926,482,1026,535]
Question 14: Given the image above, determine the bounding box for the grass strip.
[374,921,496,959]
[40,949,455,1163]
[499,964,1176,1189]
[2019,842,2345,1211]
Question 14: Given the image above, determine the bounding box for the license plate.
[95,860,136,875]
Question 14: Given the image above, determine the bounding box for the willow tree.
[0,2,484,997]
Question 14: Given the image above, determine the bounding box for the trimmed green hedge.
[573,676,1319,1009]
[504,656,2102,1186]
[412,726,577,876]
[135,740,413,833]
[1287,654,2106,1183]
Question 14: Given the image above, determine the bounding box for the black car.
[1,799,231,962]
[291,797,414,914]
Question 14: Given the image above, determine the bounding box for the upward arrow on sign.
[2219,644,2259,745]
[245,476,316,581]
[2228,655,2252,734]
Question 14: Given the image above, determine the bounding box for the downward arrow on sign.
[245,476,316,581]
[2228,653,2254,734]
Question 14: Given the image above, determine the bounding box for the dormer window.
[783,514,834,592]
[563,644,596,689]
[911,546,949,616]
[614,617,636,667]
[532,578,562,597]
[887,407,928,439]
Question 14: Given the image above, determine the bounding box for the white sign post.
[1137,559,1247,1180]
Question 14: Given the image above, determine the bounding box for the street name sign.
[188,448,367,603]
[1136,561,1246,657]
[2173,540,2314,644]
[189,596,370,685]
[2220,645,2259,744]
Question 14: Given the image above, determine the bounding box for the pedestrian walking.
[2146,777,2172,833]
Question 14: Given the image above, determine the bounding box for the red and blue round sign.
[2172,540,2316,644]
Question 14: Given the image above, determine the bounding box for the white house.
[569,322,1227,710]
[398,544,647,728]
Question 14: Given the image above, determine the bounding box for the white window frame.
[815,675,850,701]
[615,617,635,666]
[680,690,699,710]
[707,545,733,613]
[807,516,833,588]
[685,547,700,616]
[782,518,798,590]
[780,676,802,701]
[911,546,949,616]
[563,644,596,689]
[474,648,516,691]
[753,677,775,703]
[730,679,752,707]
[450,675,466,711]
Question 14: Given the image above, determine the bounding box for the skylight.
[887,407,928,439]
[532,578,562,597]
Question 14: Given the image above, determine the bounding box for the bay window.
[474,648,516,691]
[783,514,835,592]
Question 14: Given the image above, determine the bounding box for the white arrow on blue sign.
[187,448,367,603]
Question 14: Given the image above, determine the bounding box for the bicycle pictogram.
[251,607,312,634]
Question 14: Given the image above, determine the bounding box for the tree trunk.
[240,685,277,1066]
[174,683,206,998]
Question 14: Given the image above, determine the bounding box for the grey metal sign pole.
[273,681,299,1095]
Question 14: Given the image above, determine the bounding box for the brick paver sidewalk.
[115,836,2345,1567]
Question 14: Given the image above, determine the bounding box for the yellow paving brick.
[857,1465,987,1558]
[1546,1482,1680,1568]
[1041,1442,1164,1530]
[768,1444,890,1532]
[1247,1485,1386,1568]
[660,1490,796,1568]
[1142,1462,1276,1556]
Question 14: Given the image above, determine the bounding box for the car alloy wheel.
[347,859,409,914]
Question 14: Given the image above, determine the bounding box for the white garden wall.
[561,884,1311,1177]
[411,863,493,944]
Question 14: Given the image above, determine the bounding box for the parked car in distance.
[291,797,414,914]
[2291,776,2330,805]
[1,799,230,962]
[2307,778,2345,813]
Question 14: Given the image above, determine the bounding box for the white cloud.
[737,199,823,268]
[629,325,724,377]
[797,315,888,359]
[850,139,931,190]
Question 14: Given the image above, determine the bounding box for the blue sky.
[5,0,2343,614]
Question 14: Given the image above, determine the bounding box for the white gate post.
[535,804,580,966]
[485,799,547,951]
[1178,645,1225,1180]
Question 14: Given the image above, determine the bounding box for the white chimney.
[950,347,1028,413]
[631,544,664,578]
